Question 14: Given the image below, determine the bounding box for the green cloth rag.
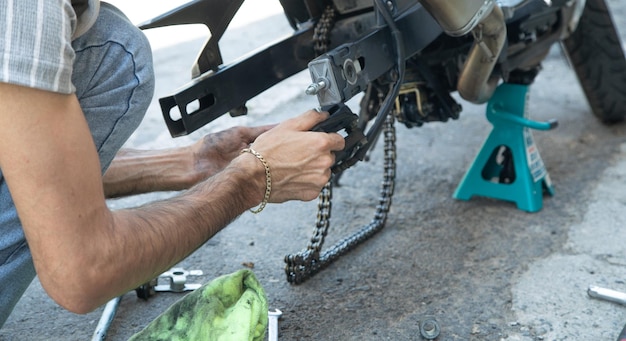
[129,269,268,341]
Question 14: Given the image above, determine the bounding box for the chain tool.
[284,115,396,284]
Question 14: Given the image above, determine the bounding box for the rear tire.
[563,0,626,124]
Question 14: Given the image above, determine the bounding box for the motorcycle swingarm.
[155,2,443,137]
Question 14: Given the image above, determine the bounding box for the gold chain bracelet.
[241,148,271,213]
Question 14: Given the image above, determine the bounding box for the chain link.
[313,5,337,56]
[286,3,398,284]
[285,115,397,284]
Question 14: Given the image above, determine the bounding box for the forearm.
[1,82,339,314]
[103,147,197,198]
[57,154,264,313]
[103,124,273,198]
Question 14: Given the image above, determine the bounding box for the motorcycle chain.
[313,5,337,55]
[284,115,396,284]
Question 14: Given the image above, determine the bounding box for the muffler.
[419,0,506,103]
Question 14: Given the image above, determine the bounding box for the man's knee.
[72,2,155,172]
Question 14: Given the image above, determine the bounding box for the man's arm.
[103,125,273,198]
[0,83,343,313]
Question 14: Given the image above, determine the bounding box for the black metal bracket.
[145,1,443,137]
[138,0,245,76]
[157,25,317,137]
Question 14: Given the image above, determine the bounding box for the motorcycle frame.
[139,0,579,137]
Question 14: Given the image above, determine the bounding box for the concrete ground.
[1,1,626,340]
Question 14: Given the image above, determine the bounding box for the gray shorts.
[0,2,155,327]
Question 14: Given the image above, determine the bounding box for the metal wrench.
[92,296,122,341]
[268,309,282,341]
[588,285,626,306]
[588,285,626,341]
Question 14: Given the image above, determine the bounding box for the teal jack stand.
[453,83,557,212]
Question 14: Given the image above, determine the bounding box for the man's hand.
[188,125,274,183]
[103,125,272,198]
[244,109,346,203]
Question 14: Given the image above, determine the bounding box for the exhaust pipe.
[457,6,506,103]
[419,0,507,103]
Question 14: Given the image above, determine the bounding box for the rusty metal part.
[457,5,506,103]
[419,0,505,104]
[419,0,495,37]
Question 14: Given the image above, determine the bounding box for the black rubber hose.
[350,0,405,164]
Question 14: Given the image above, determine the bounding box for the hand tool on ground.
[588,285,626,306]
[91,296,122,341]
[135,267,203,299]
[92,267,202,340]
[588,285,626,341]
[268,309,282,341]
[153,267,203,293]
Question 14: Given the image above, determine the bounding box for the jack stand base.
[453,83,556,213]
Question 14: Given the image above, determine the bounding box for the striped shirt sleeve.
[0,0,77,94]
